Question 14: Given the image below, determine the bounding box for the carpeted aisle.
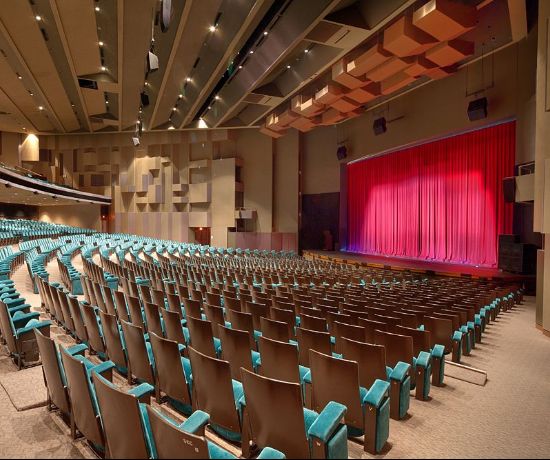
[0,258,549,459]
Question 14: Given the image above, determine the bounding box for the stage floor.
[303,250,531,281]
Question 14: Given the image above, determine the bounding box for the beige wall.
[38,204,101,231]
[303,31,538,195]
[34,128,299,249]
[0,132,21,166]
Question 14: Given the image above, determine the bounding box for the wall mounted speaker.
[336,145,348,161]
[373,117,387,135]
[160,0,172,32]
[503,176,516,203]
[468,97,488,121]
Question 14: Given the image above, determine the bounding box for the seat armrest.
[308,401,347,443]
[179,410,210,435]
[415,351,431,369]
[431,344,445,359]
[257,447,287,459]
[66,343,88,356]
[90,361,116,377]
[128,383,155,400]
[452,331,463,342]
[303,371,312,385]
[16,319,51,336]
[363,379,390,408]
[388,361,410,382]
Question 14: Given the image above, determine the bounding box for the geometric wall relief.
[260,0,477,139]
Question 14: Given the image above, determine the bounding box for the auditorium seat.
[306,349,390,454]
[240,368,348,459]
[218,325,260,380]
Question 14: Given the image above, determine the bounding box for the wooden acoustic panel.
[347,43,392,77]
[383,16,438,57]
[332,58,368,89]
[413,0,476,42]
[315,84,344,105]
[425,39,474,67]
[366,57,413,82]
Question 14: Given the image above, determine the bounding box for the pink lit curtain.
[347,121,515,267]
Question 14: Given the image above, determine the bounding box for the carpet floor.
[0,255,549,459]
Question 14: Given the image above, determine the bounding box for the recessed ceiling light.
[98,41,104,47]
[178,94,183,99]
[214,95,220,101]
[172,107,177,111]
[209,25,216,32]
[168,125,175,130]
[105,100,109,105]
[249,50,254,54]
[208,106,212,110]
[17,74,22,80]
[263,31,268,36]
[287,65,291,69]
[95,6,100,12]
[35,15,42,21]
[186,77,191,82]
[38,106,44,111]
[304,49,309,53]
[29,91,34,96]
[238,65,243,69]
[101,66,107,71]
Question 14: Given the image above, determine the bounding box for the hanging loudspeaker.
[160,0,172,32]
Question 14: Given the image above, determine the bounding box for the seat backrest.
[260,317,291,343]
[149,332,191,406]
[309,349,362,429]
[34,328,69,415]
[241,368,310,459]
[92,282,107,312]
[102,286,118,316]
[374,330,414,369]
[423,316,453,352]
[203,303,225,338]
[187,347,241,434]
[271,307,296,333]
[182,298,202,320]
[92,373,149,459]
[299,313,327,332]
[226,309,256,349]
[223,295,241,312]
[205,292,221,307]
[113,290,130,322]
[394,325,431,357]
[124,294,145,329]
[186,316,217,358]
[342,338,387,390]
[358,318,388,343]
[146,405,211,459]
[166,293,183,318]
[67,296,89,344]
[246,302,269,331]
[138,284,152,305]
[120,320,155,385]
[144,302,164,338]
[60,349,104,447]
[151,289,166,308]
[160,308,187,345]
[296,327,332,367]
[259,336,300,384]
[99,310,127,371]
[57,290,76,332]
[218,325,254,381]
[332,321,366,354]
[80,303,105,354]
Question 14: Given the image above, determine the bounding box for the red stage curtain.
[347,121,515,267]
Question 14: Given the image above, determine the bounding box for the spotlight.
[147,51,159,73]
[238,65,243,69]
[178,94,183,99]
[35,15,42,21]
[209,25,216,32]
[17,74,22,80]
[186,77,191,82]
[263,31,268,36]
[249,50,254,54]
[95,6,100,12]
[287,65,291,69]
[304,48,309,53]
[373,117,387,135]
[101,66,107,71]
[214,95,220,101]
[38,106,44,111]
[98,41,104,47]
[168,124,175,130]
